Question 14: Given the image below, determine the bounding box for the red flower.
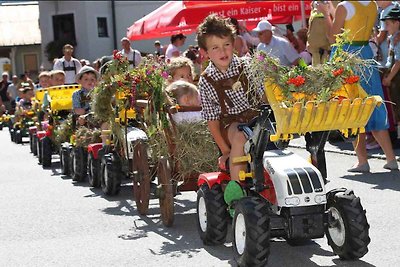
[345,75,360,84]
[333,68,344,77]
[287,75,305,87]
[117,81,124,87]
[113,49,122,60]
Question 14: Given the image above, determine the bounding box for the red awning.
[127,1,311,41]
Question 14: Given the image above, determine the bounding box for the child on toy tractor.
[197,14,264,200]
[10,86,35,143]
[63,66,101,182]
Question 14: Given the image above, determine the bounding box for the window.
[52,14,76,43]
[97,17,108,38]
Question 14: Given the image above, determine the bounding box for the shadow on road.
[340,172,400,191]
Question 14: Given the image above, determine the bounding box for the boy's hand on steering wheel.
[218,153,230,170]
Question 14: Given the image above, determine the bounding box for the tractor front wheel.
[88,152,101,187]
[196,183,229,245]
[233,197,270,267]
[100,153,121,196]
[325,188,370,260]
[60,146,71,176]
[41,136,52,168]
[71,147,87,182]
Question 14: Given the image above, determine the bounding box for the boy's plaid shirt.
[199,55,260,121]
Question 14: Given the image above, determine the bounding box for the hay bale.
[148,121,219,181]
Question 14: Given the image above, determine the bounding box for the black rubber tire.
[37,138,43,164]
[60,146,70,176]
[10,128,15,142]
[233,197,270,267]
[196,184,229,245]
[71,147,88,182]
[88,153,101,187]
[325,188,370,260]
[0,123,3,130]
[41,136,52,168]
[69,148,75,178]
[29,132,34,153]
[100,153,121,196]
[32,135,38,156]
[15,130,22,144]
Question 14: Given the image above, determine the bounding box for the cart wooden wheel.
[132,140,150,215]
[158,157,174,227]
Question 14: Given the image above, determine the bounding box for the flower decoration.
[248,30,373,106]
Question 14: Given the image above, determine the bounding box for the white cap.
[252,20,272,32]
[2,72,8,76]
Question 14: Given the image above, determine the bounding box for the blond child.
[165,56,195,84]
[37,71,51,89]
[165,80,202,124]
[50,70,66,86]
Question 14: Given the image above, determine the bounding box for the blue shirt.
[256,35,299,66]
[72,88,90,112]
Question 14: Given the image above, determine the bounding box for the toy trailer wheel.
[32,135,38,156]
[233,197,270,267]
[60,146,70,176]
[71,147,88,182]
[196,184,229,245]
[87,152,101,187]
[157,157,174,227]
[100,153,121,196]
[41,136,52,168]
[325,189,370,260]
[132,141,150,215]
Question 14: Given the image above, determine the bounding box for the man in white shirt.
[253,20,300,66]
[119,37,142,69]
[53,44,82,84]
[165,33,187,61]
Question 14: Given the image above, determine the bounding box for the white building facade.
[39,1,176,70]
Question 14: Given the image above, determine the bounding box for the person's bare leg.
[372,130,396,163]
[352,132,368,166]
[228,122,247,181]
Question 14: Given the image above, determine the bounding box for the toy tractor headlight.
[285,196,300,206]
[314,194,327,204]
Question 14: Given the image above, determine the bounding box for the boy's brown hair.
[166,56,195,78]
[196,14,236,50]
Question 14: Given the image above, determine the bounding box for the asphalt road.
[0,128,399,267]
